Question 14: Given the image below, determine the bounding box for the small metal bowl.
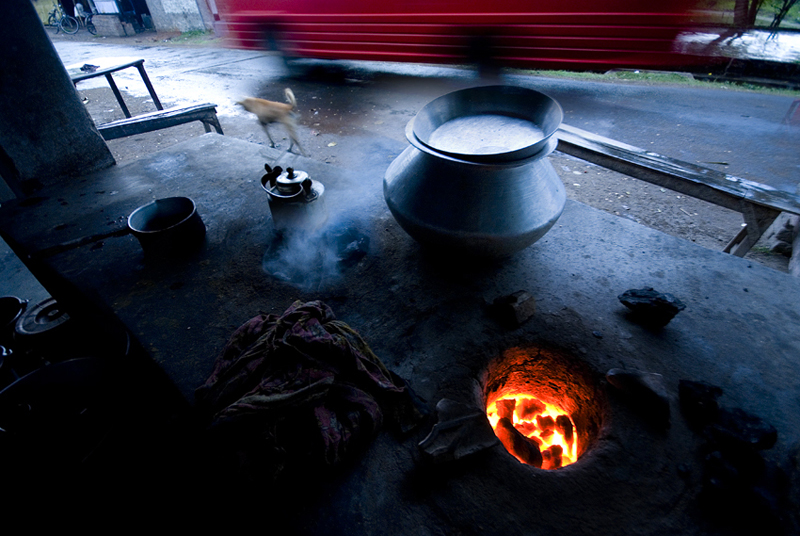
[411,85,563,163]
[128,197,206,255]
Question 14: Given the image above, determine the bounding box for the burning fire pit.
[484,346,604,469]
[487,394,578,469]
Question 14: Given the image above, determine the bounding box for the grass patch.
[522,69,706,86]
[750,245,780,255]
[168,30,218,46]
[517,68,800,96]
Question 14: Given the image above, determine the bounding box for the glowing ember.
[487,394,578,469]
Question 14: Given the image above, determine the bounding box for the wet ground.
[2,28,798,311]
[2,28,799,531]
[677,28,800,64]
[48,33,800,188]
[3,109,800,536]
[48,35,800,271]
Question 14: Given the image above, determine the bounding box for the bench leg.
[202,115,224,135]
[104,73,131,118]
[723,203,780,257]
[135,64,163,111]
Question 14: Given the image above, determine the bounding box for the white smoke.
[262,216,369,291]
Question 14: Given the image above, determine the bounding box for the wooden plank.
[555,123,800,260]
[69,58,144,83]
[98,104,222,141]
[556,123,800,217]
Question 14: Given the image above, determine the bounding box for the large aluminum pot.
[384,86,565,258]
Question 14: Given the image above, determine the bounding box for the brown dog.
[238,88,306,155]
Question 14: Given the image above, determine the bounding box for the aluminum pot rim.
[411,85,563,163]
[406,118,557,167]
[127,196,198,236]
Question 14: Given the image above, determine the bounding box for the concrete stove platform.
[0,134,798,533]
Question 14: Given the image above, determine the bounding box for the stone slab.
[1,133,799,533]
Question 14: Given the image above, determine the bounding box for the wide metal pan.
[411,85,563,163]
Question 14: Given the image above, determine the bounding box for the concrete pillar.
[146,0,211,33]
[0,0,114,197]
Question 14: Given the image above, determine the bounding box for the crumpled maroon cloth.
[196,300,421,477]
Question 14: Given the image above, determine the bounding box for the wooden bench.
[556,123,800,259]
[97,103,223,141]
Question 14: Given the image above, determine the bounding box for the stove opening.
[484,346,603,469]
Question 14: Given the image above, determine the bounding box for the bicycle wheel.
[60,15,79,34]
[47,13,60,32]
[87,19,96,35]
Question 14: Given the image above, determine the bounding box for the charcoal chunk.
[618,287,685,327]
[541,445,564,470]
[700,449,780,533]
[548,445,563,469]
[495,417,543,468]
[516,398,545,421]
[555,415,574,448]
[536,415,555,433]
[708,407,778,451]
[514,421,538,437]
[418,399,500,463]
[328,225,370,268]
[495,398,516,421]
[607,368,671,427]
[491,291,536,327]
[705,447,765,489]
[679,379,723,430]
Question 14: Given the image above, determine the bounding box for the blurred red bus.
[216,0,713,71]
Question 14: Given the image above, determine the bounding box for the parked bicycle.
[86,13,97,35]
[46,2,79,34]
[74,3,97,35]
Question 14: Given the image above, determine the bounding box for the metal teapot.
[261,165,327,233]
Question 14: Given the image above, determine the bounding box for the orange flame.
[487,393,578,469]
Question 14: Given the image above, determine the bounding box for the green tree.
[734,0,766,27]
[769,0,800,28]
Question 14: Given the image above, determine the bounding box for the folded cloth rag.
[196,300,423,478]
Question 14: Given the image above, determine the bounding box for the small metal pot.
[128,197,206,255]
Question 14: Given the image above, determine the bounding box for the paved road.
[54,40,800,194]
